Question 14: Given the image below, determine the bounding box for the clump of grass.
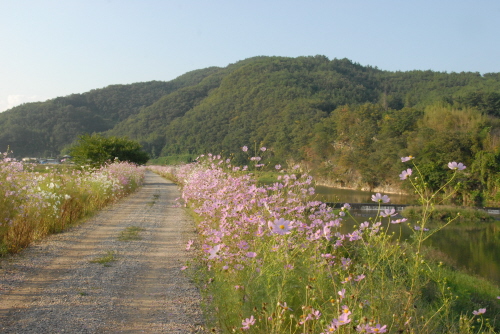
[118,226,144,241]
[90,250,117,266]
[402,205,495,223]
[147,194,160,207]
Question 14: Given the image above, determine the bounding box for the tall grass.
[402,205,495,224]
[150,153,500,333]
[0,153,145,254]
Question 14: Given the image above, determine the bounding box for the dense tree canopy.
[69,134,149,167]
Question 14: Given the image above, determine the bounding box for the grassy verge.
[148,154,198,165]
[402,205,496,224]
[0,161,145,255]
[150,160,500,333]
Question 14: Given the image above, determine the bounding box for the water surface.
[315,185,500,285]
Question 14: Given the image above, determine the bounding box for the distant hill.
[2,55,500,204]
[110,56,500,159]
[0,67,220,157]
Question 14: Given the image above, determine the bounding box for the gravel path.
[0,171,206,333]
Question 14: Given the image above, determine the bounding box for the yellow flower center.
[279,224,285,229]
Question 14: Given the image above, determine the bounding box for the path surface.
[0,171,206,333]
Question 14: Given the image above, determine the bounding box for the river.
[314,186,500,286]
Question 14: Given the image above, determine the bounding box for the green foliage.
[90,250,117,266]
[69,134,149,167]
[147,154,197,165]
[0,69,217,158]
[118,226,144,241]
[402,205,495,223]
[1,55,500,204]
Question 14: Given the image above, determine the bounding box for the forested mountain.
[2,55,500,204]
[0,67,220,157]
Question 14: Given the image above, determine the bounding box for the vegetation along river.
[315,186,500,285]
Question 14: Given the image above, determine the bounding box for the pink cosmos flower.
[279,302,293,311]
[341,257,351,269]
[359,221,370,230]
[371,193,390,203]
[448,161,466,170]
[246,252,257,258]
[401,156,414,162]
[399,168,412,180]
[391,218,408,224]
[323,314,351,333]
[275,164,281,170]
[260,147,267,151]
[380,208,397,217]
[338,289,346,299]
[347,230,362,241]
[242,146,248,152]
[472,308,486,315]
[300,308,321,324]
[241,315,255,330]
[268,218,293,235]
[185,239,194,250]
[341,305,351,315]
[368,324,387,333]
[354,274,366,282]
[356,324,370,332]
[208,244,223,259]
[342,203,351,210]
[324,322,339,333]
[336,313,351,326]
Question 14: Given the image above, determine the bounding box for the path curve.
[0,171,205,333]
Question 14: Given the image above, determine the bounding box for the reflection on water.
[314,185,500,285]
[425,222,500,285]
[342,211,500,285]
[314,185,416,205]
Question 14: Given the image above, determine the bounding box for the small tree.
[69,134,149,167]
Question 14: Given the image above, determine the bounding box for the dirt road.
[0,171,205,333]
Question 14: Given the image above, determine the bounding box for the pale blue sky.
[1,0,499,112]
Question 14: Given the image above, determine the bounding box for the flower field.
[0,153,145,254]
[150,152,500,334]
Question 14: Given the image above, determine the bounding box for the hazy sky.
[1,0,499,112]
